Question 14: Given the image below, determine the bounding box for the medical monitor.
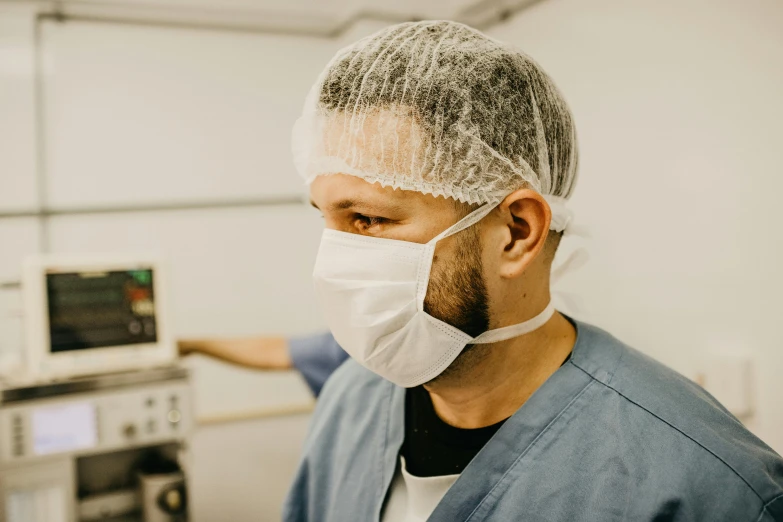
[23,255,175,380]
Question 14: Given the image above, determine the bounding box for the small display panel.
[46,269,157,353]
[32,402,97,455]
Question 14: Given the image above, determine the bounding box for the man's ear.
[496,189,551,279]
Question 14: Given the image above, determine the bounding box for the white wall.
[0,218,39,372]
[0,4,40,377]
[41,19,324,208]
[489,0,783,452]
[0,5,37,213]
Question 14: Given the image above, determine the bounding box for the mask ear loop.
[435,193,567,247]
[415,201,500,309]
[426,201,500,246]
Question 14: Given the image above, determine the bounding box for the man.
[284,21,783,521]
[178,333,347,396]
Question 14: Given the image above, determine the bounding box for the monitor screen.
[46,268,158,353]
[32,402,97,455]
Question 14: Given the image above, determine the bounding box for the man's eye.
[354,214,388,230]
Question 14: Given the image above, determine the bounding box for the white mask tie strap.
[471,302,556,345]
[427,193,575,246]
[427,202,498,245]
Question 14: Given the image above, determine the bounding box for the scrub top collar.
[374,318,622,521]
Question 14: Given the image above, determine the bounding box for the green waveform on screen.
[128,270,152,285]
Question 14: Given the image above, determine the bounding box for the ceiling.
[27,0,544,37]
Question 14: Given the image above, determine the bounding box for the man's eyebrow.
[313,198,404,214]
[332,199,358,210]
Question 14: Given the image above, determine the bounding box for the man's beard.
[423,225,490,384]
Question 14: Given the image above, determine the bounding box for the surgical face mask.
[312,202,555,388]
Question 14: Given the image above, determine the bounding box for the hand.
[177,340,199,356]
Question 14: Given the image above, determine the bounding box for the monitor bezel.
[23,255,175,380]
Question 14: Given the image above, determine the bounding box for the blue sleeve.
[288,332,350,397]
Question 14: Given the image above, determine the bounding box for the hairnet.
[292,20,579,231]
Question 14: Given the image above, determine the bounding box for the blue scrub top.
[288,332,349,397]
[284,320,783,521]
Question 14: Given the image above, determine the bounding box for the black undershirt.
[401,353,572,478]
[401,385,507,477]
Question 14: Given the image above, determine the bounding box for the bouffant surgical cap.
[292,20,579,231]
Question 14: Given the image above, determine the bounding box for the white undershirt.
[381,457,460,522]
